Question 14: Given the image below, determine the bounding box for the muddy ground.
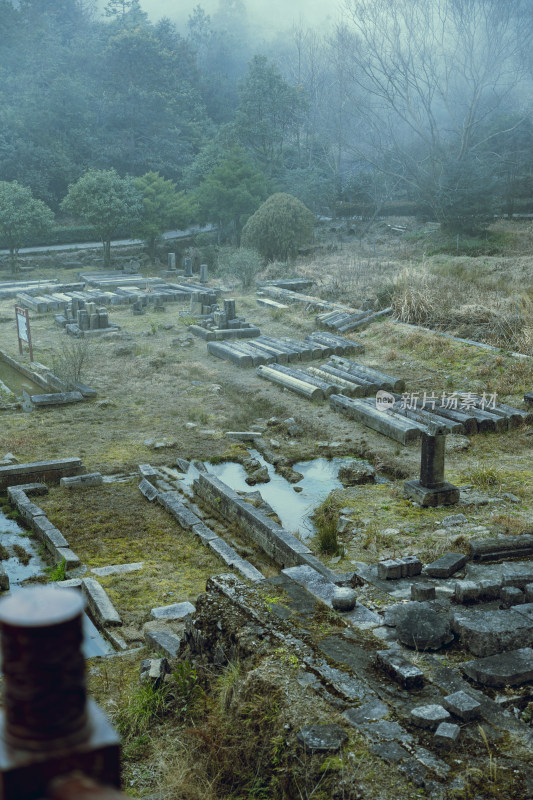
[0,219,533,798]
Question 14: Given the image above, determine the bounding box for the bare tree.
[341,0,532,228]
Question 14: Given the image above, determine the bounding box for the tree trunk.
[103,239,111,266]
[9,248,17,274]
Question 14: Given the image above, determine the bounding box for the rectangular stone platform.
[0,458,85,490]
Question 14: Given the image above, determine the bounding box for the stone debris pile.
[189,298,261,341]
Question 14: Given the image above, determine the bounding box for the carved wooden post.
[0,586,121,800]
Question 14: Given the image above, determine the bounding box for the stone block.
[526,583,533,603]
[0,457,85,490]
[410,705,451,730]
[158,493,199,530]
[139,478,158,501]
[82,578,121,626]
[462,647,533,686]
[60,472,103,489]
[452,608,533,657]
[442,690,481,721]
[502,569,533,589]
[296,724,348,753]
[8,482,48,497]
[411,583,436,602]
[375,650,424,689]
[0,566,9,592]
[140,657,169,688]
[454,580,479,603]
[500,586,525,607]
[400,555,423,577]
[31,391,84,406]
[232,559,265,583]
[403,480,460,507]
[16,500,45,524]
[31,515,68,546]
[138,463,159,485]
[207,537,242,566]
[145,629,181,659]
[378,559,403,580]
[396,602,454,651]
[151,601,196,620]
[434,722,460,748]
[425,552,467,578]
[477,579,501,600]
[332,587,357,611]
[191,521,218,543]
[91,562,144,577]
[53,547,80,569]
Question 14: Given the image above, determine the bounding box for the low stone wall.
[194,472,335,579]
[0,457,86,490]
[7,484,80,568]
[0,349,50,390]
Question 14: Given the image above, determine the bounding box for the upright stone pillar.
[183,257,193,278]
[403,428,459,506]
[223,299,236,321]
[0,586,121,799]
[167,252,176,270]
[199,264,208,283]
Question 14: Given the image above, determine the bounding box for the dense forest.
[1,0,533,247]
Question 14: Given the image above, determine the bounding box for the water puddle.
[0,361,46,397]
[185,451,380,540]
[0,511,113,657]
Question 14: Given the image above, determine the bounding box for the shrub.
[241,193,315,262]
[218,247,262,288]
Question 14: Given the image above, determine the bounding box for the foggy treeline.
[1,0,533,236]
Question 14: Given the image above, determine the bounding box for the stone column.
[403,428,459,507]
[223,299,236,320]
[183,257,193,278]
[420,432,445,488]
[167,252,176,270]
[0,586,120,798]
[199,264,208,283]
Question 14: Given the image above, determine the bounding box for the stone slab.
[462,647,533,686]
[91,562,144,577]
[139,478,158,501]
[452,608,533,657]
[425,553,467,578]
[230,559,264,583]
[411,583,435,602]
[442,690,481,721]
[207,537,242,566]
[191,521,219,543]
[158,493,199,530]
[144,629,181,659]
[8,482,48,497]
[403,480,460,507]
[410,705,451,730]
[375,649,424,689]
[30,391,84,406]
[54,547,81,569]
[0,457,85,490]
[82,577,122,626]
[434,722,460,748]
[296,724,348,753]
[60,472,103,488]
[150,601,196,620]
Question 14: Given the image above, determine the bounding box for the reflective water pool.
[186,450,379,540]
[0,510,113,657]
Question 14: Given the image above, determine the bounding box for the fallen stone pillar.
[403,431,460,507]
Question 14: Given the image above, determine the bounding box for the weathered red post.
[0,586,121,800]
